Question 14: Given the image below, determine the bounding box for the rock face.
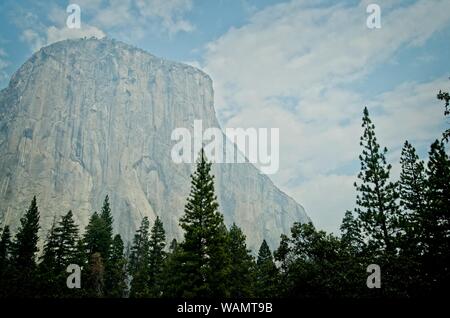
[0,38,309,250]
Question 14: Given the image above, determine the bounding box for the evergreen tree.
[10,196,40,297]
[227,223,255,297]
[160,239,184,297]
[104,234,127,298]
[38,219,61,297]
[37,211,80,297]
[398,140,427,285]
[129,217,151,298]
[82,211,113,297]
[423,140,450,293]
[178,150,231,297]
[148,216,166,297]
[340,210,364,254]
[100,195,114,257]
[0,226,11,296]
[274,233,290,296]
[255,240,278,298]
[12,196,40,268]
[55,210,79,266]
[399,141,427,217]
[354,107,399,254]
[84,212,110,259]
[0,226,11,273]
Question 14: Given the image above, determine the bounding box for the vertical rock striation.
[0,38,309,250]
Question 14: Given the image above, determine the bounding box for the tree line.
[0,88,449,298]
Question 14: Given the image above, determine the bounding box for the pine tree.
[398,141,427,256]
[255,240,278,298]
[340,210,364,254]
[100,195,114,258]
[0,226,11,295]
[10,196,40,297]
[178,150,231,297]
[82,211,114,297]
[104,234,127,298]
[227,223,255,297]
[38,219,61,297]
[160,239,184,297]
[0,226,11,272]
[129,217,151,298]
[84,212,110,259]
[148,216,166,297]
[423,140,450,292]
[354,107,399,254]
[12,196,40,268]
[55,210,79,266]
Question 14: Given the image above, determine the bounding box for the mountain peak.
[0,37,308,251]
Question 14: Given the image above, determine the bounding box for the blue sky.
[0,0,449,234]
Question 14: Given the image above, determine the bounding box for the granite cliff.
[0,38,309,250]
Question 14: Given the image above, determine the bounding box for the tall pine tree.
[178,150,230,297]
[55,210,79,266]
[104,234,127,298]
[227,223,255,297]
[129,217,151,298]
[100,195,114,258]
[398,141,427,253]
[0,226,11,296]
[38,219,61,297]
[10,196,40,297]
[148,216,166,297]
[354,107,399,254]
[0,226,11,273]
[423,140,450,293]
[255,240,278,298]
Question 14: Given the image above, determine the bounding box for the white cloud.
[136,0,194,34]
[17,0,194,53]
[202,0,450,233]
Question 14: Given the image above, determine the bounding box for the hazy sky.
[0,0,449,234]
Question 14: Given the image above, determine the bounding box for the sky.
[0,0,449,234]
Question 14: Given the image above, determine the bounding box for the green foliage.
[129,217,151,298]
[9,196,40,297]
[12,196,40,269]
[227,223,255,297]
[0,226,11,297]
[422,140,450,293]
[178,150,231,297]
[1,91,450,299]
[148,216,166,297]
[84,212,110,260]
[255,240,278,298]
[160,239,184,297]
[100,195,114,257]
[104,234,127,298]
[354,107,399,254]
